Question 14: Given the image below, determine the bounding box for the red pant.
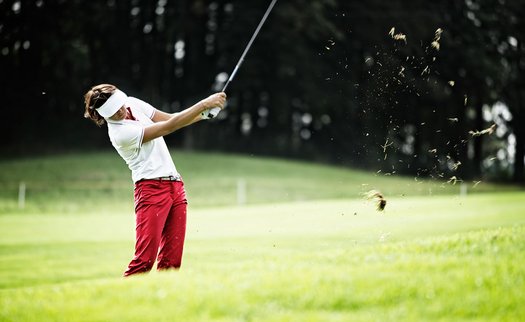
[124,179,187,277]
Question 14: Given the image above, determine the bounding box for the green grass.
[0,151,524,321]
[0,150,517,214]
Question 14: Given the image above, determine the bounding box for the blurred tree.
[494,0,525,182]
[196,0,345,160]
[440,0,525,182]
[0,0,522,183]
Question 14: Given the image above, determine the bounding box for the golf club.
[203,0,278,119]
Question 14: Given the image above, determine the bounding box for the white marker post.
[237,178,247,206]
[460,183,467,197]
[18,181,26,210]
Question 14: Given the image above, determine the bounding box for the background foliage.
[1,0,523,182]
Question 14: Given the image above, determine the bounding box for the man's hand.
[143,92,227,143]
[201,92,227,111]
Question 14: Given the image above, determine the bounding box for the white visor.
[96,90,128,118]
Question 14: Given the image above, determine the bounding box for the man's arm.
[143,92,226,144]
[152,109,202,125]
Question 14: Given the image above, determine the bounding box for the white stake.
[460,183,467,197]
[237,178,247,206]
[18,182,26,209]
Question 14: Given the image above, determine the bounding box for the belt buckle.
[163,175,181,181]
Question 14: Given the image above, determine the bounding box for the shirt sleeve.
[113,123,144,150]
[128,97,155,119]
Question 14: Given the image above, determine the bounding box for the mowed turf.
[0,152,524,321]
[1,192,525,321]
[0,150,517,213]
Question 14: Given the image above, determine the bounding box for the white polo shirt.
[106,97,179,183]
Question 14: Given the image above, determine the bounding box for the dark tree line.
[0,0,523,183]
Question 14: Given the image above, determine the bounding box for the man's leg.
[124,181,172,277]
[157,181,187,270]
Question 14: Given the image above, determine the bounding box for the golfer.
[83,84,226,276]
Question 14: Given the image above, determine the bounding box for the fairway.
[1,184,524,321]
[1,152,524,321]
[4,0,525,319]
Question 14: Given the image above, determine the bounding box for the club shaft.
[222,0,278,92]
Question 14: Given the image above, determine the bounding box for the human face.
[108,106,127,121]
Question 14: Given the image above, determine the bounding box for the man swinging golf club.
[83,0,276,277]
[84,84,226,276]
